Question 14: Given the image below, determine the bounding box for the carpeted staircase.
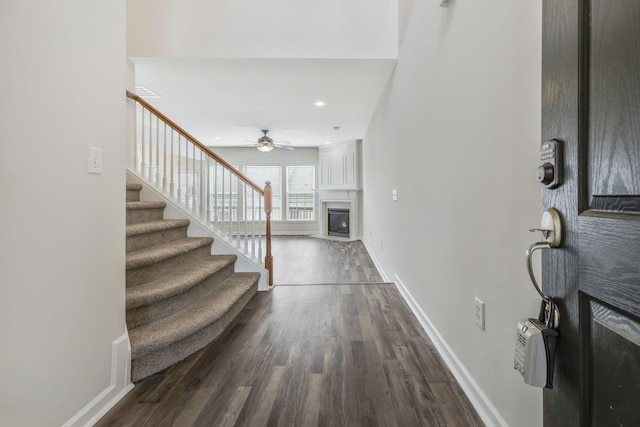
[126,183,259,381]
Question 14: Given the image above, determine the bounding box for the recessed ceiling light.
[214,137,221,140]
[325,141,331,144]
[333,126,340,131]
[314,101,326,107]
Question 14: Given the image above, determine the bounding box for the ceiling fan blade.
[274,144,294,150]
[225,143,259,148]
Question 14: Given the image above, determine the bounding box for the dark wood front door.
[542,0,640,425]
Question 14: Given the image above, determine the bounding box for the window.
[286,166,315,220]
[235,165,316,222]
[244,166,282,220]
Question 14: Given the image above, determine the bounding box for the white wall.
[0,1,128,426]
[362,0,543,426]
[127,0,397,59]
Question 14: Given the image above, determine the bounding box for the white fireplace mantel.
[317,189,361,240]
[317,140,362,240]
[318,140,362,240]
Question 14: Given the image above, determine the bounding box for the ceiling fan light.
[257,144,274,153]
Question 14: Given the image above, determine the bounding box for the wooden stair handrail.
[126,91,264,195]
[127,90,273,287]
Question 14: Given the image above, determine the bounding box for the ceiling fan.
[246,129,294,152]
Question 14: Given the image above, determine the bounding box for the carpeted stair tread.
[126,184,143,202]
[124,182,262,381]
[129,272,260,358]
[126,219,190,238]
[126,237,213,270]
[126,201,166,210]
[127,255,237,309]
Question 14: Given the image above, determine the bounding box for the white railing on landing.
[126,91,273,287]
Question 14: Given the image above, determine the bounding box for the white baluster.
[192,144,197,214]
[206,156,211,225]
[221,165,226,238]
[133,103,139,171]
[148,113,154,181]
[141,107,146,176]
[251,190,256,260]
[184,140,190,210]
[177,135,182,203]
[162,123,167,192]
[200,150,205,219]
[155,116,160,185]
[170,130,175,197]
[213,162,219,230]
[244,182,248,254]
[235,175,240,249]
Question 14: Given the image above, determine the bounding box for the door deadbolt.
[537,140,563,189]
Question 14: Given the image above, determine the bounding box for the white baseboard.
[63,334,134,427]
[361,239,390,282]
[271,230,317,236]
[393,274,507,427]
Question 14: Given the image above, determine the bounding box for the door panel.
[583,297,640,424]
[579,216,640,316]
[590,0,640,201]
[543,0,640,425]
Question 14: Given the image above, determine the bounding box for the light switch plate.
[392,189,397,201]
[88,146,103,175]
[474,297,485,330]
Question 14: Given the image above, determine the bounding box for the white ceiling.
[132,57,397,148]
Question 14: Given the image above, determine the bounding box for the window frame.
[285,165,316,221]
[241,164,317,222]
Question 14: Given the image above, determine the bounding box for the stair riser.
[127,207,165,225]
[126,263,235,329]
[126,189,141,202]
[127,225,189,252]
[130,280,257,382]
[127,245,212,287]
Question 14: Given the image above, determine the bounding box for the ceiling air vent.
[135,85,161,99]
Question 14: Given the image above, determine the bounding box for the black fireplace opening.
[328,208,350,238]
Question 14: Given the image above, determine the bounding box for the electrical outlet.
[474,297,485,330]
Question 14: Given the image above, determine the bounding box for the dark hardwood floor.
[97,237,483,426]
[271,236,385,285]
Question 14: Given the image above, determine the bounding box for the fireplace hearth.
[328,208,350,238]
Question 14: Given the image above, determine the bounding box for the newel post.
[264,181,273,287]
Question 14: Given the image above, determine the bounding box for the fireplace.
[319,192,359,240]
[328,208,350,238]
